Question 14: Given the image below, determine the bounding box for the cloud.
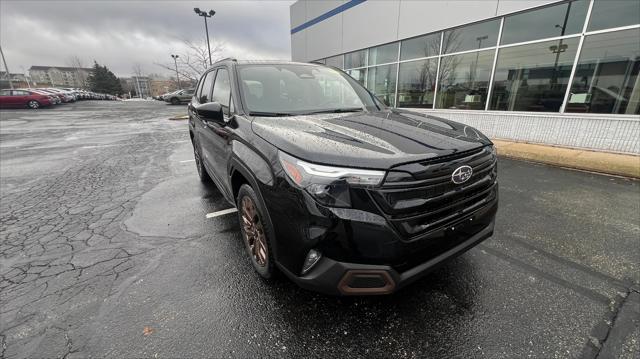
[0,0,294,77]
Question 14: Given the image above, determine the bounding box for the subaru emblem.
[451,165,473,184]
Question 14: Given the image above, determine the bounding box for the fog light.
[301,249,322,275]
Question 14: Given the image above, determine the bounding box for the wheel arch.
[229,157,279,259]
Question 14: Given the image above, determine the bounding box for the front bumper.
[279,220,494,295]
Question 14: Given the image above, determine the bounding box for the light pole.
[171,54,181,90]
[194,8,216,66]
[0,45,14,89]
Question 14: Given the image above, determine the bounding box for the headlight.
[278,151,385,207]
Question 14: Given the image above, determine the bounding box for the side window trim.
[211,66,234,118]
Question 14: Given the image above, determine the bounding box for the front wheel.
[192,140,211,183]
[27,100,40,109]
[237,184,276,279]
[170,97,180,105]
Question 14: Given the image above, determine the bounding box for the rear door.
[190,69,216,174]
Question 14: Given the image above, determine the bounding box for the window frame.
[210,66,234,118]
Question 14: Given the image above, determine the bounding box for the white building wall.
[290,0,565,62]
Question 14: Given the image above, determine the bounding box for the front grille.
[369,146,497,238]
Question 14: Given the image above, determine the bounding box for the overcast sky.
[0,0,294,77]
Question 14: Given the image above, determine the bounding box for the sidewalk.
[493,139,640,179]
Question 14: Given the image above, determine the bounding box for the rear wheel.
[237,184,275,279]
[170,97,180,105]
[27,100,40,109]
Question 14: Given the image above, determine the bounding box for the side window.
[197,71,215,103]
[212,68,231,116]
[0,90,11,96]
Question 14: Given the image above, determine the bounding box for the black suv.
[189,60,498,295]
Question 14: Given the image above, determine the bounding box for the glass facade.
[443,19,500,54]
[566,28,640,114]
[397,59,437,108]
[346,68,367,87]
[345,49,367,69]
[400,33,441,61]
[490,38,579,112]
[437,50,494,110]
[367,64,397,106]
[587,0,640,31]
[369,42,399,65]
[500,0,588,45]
[325,55,344,69]
[319,0,639,115]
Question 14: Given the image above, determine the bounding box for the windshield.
[237,64,379,115]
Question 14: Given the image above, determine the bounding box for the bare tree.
[67,55,88,89]
[155,38,225,85]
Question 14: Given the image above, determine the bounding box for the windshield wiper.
[248,111,296,117]
[303,107,364,115]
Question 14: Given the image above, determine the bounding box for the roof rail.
[216,57,237,63]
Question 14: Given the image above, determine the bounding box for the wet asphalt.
[1,101,638,358]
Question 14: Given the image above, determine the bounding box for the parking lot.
[1,101,638,358]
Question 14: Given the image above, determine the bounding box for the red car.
[0,89,54,109]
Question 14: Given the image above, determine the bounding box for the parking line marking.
[206,208,238,218]
[180,159,195,163]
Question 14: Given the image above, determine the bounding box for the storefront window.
[400,33,441,61]
[489,38,579,112]
[397,59,437,108]
[367,64,397,106]
[369,42,399,66]
[443,19,500,54]
[588,0,640,31]
[566,29,640,115]
[325,55,344,69]
[346,68,367,87]
[437,50,494,110]
[345,49,367,69]
[501,0,588,45]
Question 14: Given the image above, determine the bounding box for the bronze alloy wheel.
[241,196,268,267]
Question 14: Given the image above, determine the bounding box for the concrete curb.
[493,140,640,179]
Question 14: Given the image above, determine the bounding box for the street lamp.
[194,7,216,66]
[171,54,181,90]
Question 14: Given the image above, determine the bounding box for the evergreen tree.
[87,61,123,95]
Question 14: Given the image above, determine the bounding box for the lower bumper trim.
[277,221,494,296]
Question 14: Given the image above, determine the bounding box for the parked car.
[165,88,195,105]
[0,89,54,109]
[189,60,498,295]
[36,88,71,103]
[22,89,60,105]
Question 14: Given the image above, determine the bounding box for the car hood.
[251,109,491,169]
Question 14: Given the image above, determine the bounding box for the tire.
[170,97,180,105]
[27,100,40,109]
[237,184,276,279]
[192,139,211,183]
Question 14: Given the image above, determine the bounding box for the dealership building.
[289,0,640,154]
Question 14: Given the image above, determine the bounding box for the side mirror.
[196,102,223,122]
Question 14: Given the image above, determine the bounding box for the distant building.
[120,76,151,98]
[150,79,177,97]
[0,71,31,89]
[29,65,92,88]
